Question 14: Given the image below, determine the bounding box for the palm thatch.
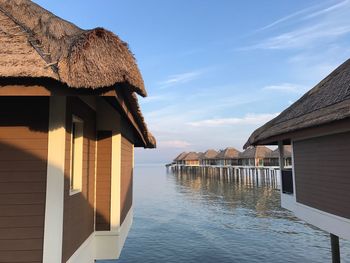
[183,152,200,161]
[268,146,292,158]
[245,59,350,148]
[0,0,156,148]
[201,149,218,159]
[239,146,272,159]
[174,152,188,162]
[216,147,240,159]
[0,0,146,96]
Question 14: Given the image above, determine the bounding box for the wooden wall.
[294,131,350,219]
[95,131,112,231]
[62,97,96,262]
[120,136,133,225]
[0,97,49,263]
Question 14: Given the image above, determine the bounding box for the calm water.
[105,165,350,263]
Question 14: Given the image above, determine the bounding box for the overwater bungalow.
[265,146,292,167]
[200,149,219,166]
[183,152,201,166]
[238,146,272,166]
[216,147,241,166]
[173,152,188,166]
[0,1,155,262]
[245,59,350,261]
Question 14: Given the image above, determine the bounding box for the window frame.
[69,115,84,196]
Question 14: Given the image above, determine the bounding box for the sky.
[34,0,350,164]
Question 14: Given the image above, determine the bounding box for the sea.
[100,165,350,263]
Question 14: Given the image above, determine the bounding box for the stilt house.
[0,1,155,262]
[238,146,272,166]
[183,152,201,166]
[200,149,218,166]
[173,152,188,166]
[245,58,350,261]
[215,147,240,166]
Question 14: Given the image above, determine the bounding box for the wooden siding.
[0,97,49,263]
[62,97,96,262]
[96,131,112,231]
[294,131,350,219]
[120,136,133,225]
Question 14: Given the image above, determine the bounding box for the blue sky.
[35,0,350,164]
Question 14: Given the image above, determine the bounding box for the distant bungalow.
[216,147,240,166]
[238,146,272,166]
[183,152,201,166]
[172,146,285,167]
[174,152,188,166]
[266,146,292,167]
[201,149,219,165]
[245,59,350,261]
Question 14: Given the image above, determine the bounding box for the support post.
[330,233,340,263]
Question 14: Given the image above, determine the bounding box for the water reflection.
[169,169,290,220]
[113,166,350,263]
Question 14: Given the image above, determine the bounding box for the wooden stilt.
[330,233,340,263]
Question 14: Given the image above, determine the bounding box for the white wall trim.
[43,97,66,263]
[293,202,350,240]
[96,98,122,231]
[111,133,122,231]
[67,206,134,263]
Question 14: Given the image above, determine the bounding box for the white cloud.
[244,0,350,50]
[158,70,203,88]
[303,0,349,20]
[253,24,350,50]
[158,140,192,148]
[257,1,348,32]
[187,113,279,127]
[263,83,308,94]
[139,95,167,104]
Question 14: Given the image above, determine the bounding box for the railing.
[281,169,293,194]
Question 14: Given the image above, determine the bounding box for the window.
[70,116,84,195]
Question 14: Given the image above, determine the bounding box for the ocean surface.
[102,165,350,263]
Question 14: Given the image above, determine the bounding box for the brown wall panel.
[62,97,96,262]
[0,97,49,263]
[96,131,112,231]
[294,131,350,219]
[120,136,133,224]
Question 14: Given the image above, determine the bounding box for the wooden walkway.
[167,165,281,189]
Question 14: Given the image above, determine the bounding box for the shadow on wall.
[0,96,133,262]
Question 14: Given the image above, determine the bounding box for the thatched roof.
[268,146,292,158]
[216,147,240,159]
[239,146,272,159]
[174,152,188,162]
[183,152,200,161]
[245,59,350,148]
[0,0,146,96]
[0,0,156,148]
[201,149,218,159]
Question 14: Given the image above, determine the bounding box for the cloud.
[254,24,350,50]
[263,83,308,94]
[303,0,349,20]
[243,0,350,50]
[257,1,348,32]
[139,95,167,104]
[158,70,203,88]
[187,113,279,127]
[256,2,327,32]
[158,140,192,148]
